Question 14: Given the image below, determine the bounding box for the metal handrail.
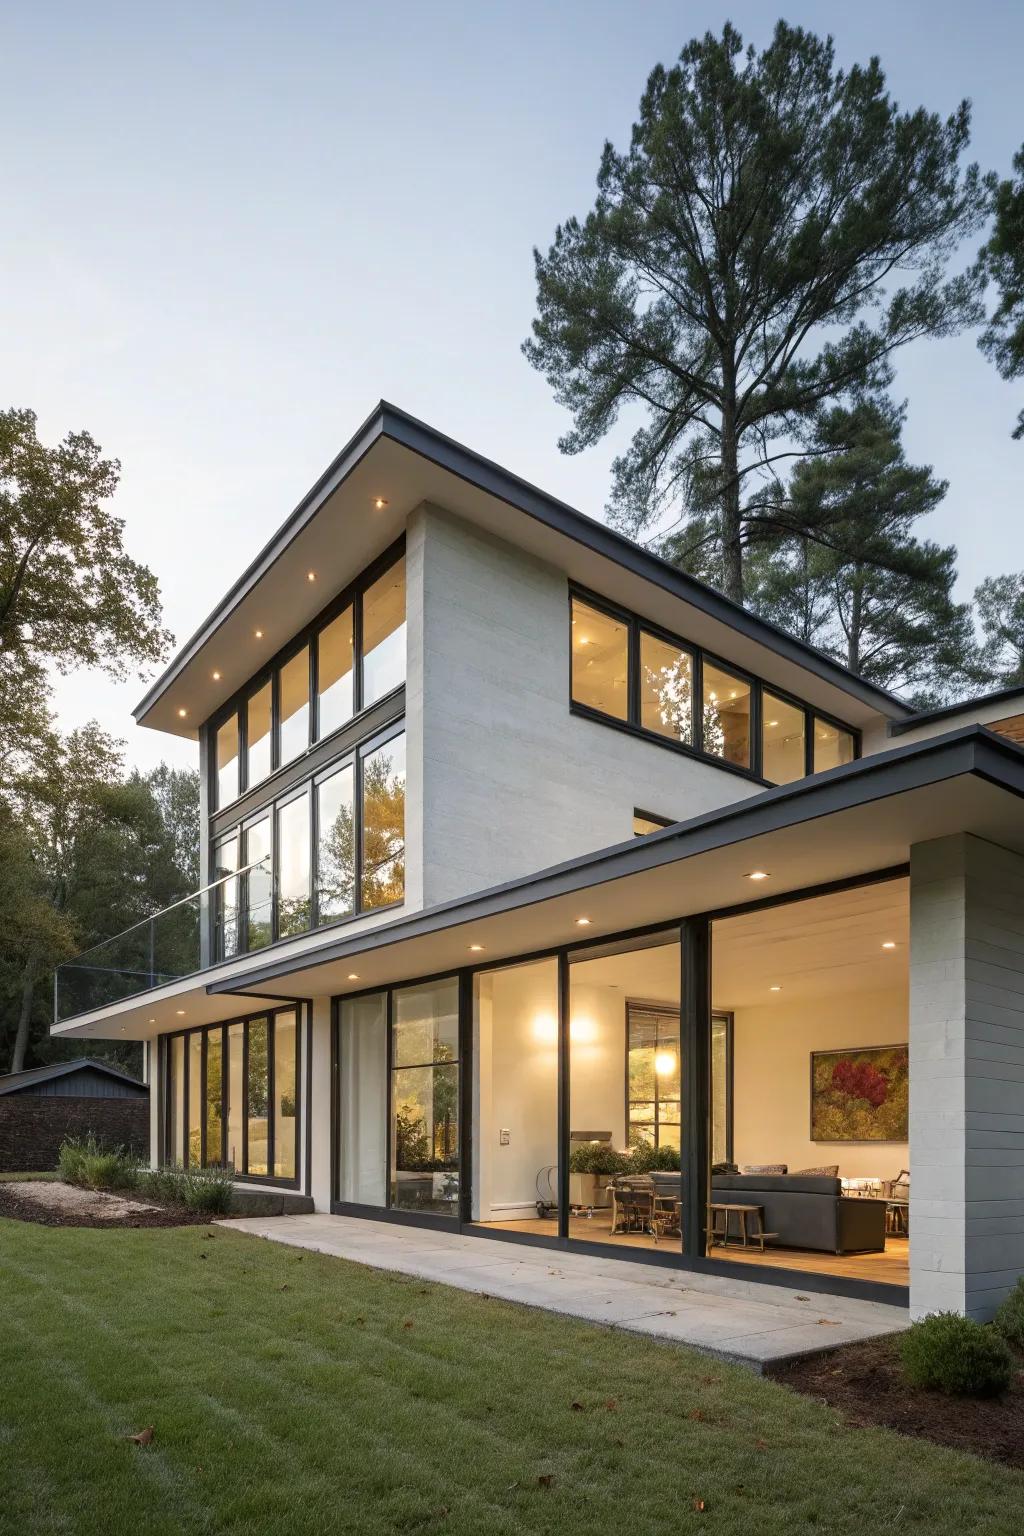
[58,858,270,967]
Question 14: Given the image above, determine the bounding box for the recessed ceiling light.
[882,941,897,950]
[769,985,782,993]
[177,708,187,718]
[175,1009,186,1016]
[148,1018,155,1024]
[576,917,592,927]
[255,629,264,639]
[766,719,779,728]
[307,571,316,582]
[468,944,484,952]
[212,670,221,681]
[347,972,360,980]
[373,497,388,510]
[746,870,770,881]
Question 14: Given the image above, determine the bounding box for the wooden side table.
[709,1202,776,1253]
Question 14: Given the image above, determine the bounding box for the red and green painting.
[810,1045,909,1142]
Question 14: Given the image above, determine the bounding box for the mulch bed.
[0,1183,212,1230]
[771,1333,1024,1469]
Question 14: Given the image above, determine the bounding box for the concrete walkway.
[218,1213,908,1368]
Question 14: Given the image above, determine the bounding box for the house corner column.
[308,997,333,1211]
[909,833,1024,1320]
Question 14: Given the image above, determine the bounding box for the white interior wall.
[729,987,909,1181]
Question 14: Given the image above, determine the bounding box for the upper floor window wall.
[212,547,406,813]
[569,591,857,785]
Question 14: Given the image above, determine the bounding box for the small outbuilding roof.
[0,1058,146,1098]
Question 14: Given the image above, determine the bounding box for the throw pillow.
[793,1164,840,1178]
[739,1163,787,1175]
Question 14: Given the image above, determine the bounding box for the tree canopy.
[976,146,1024,439]
[525,20,987,604]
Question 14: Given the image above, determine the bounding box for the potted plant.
[567,1143,628,1209]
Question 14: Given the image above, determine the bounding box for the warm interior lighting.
[882,941,897,950]
[769,985,782,993]
[212,670,221,681]
[175,1009,186,1016]
[766,719,778,728]
[575,916,592,926]
[347,972,360,980]
[373,496,388,510]
[746,870,770,881]
[654,1050,677,1077]
[255,629,264,639]
[307,571,316,582]
[468,943,484,952]
[177,708,187,718]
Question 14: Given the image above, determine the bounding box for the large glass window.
[762,692,806,785]
[169,1035,185,1165]
[279,648,309,766]
[188,1034,202,1166]
[247,682,272,787]
[567,586,857,781]
[273,1012,298,1180]
[571,597,628,720]
[814,717,856,773]
[227,1022,244,1170]
[362,556,406,707]
[167,1011,299,1184]
[471,958,558,1230]
[338,992,388,1206]
[390,978,460,1216]
[244,816,273,950]
[361,732,405,910]
[702,662,751,770]
[640,632,693,745]
[206,1029,224,1166]
[247,1016,270,1176]
[276,792,311,938]
[216,716,239,809]
[213,834,239,960]
[317,607,354,739]
[317,763,355,922]
[627,1004,680,1150]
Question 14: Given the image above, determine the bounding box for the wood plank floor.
[478,1214,909,1287]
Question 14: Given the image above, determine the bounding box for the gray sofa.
[711,1173,887,1254]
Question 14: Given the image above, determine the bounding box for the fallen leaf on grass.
[127,1427,155,1447]
[688,1408,705,1422]
[754,1438,769,1451]
[604,1398,618,1411]
[571,1401,585,1413]
[693,1497,706,1512]
[537,1474,554,1489]
[700,1375,719,1386]
[402,1320,415,1330]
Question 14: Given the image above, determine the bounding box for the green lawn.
[0,1218,1021,1536]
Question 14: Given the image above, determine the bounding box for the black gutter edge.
[134,398,912,724]
[888,682,1024,736]
[206,723,1024,996]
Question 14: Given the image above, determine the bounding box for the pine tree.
[976,146,1024,438]
[525,21,986,602]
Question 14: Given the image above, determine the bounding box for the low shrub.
[627,1141,681,1173]
[900,1312,1013,1397]
[137,1163,234,1215]
[57,1135,139,1192]
[567,1143,629,1176]
[993,1278,1024,1352]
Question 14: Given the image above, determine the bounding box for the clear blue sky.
[3,1,1022,772]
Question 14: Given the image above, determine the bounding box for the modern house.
[52,402,1024,1321]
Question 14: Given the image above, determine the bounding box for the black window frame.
[568,584,860,785]
[161,1005,302,1188]
[208,537,406,814]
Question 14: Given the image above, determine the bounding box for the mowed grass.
[1,1219,1021,1536]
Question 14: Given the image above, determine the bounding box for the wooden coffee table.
[709,1202,777,1253]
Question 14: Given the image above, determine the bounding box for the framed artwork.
[810,1044,909,1142]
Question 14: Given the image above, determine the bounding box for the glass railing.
[54,861,268,1023]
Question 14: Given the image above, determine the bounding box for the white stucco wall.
[410,503,761,906]
[910,833,1024,1319]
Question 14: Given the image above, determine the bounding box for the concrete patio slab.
[217,1212,908,1368]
